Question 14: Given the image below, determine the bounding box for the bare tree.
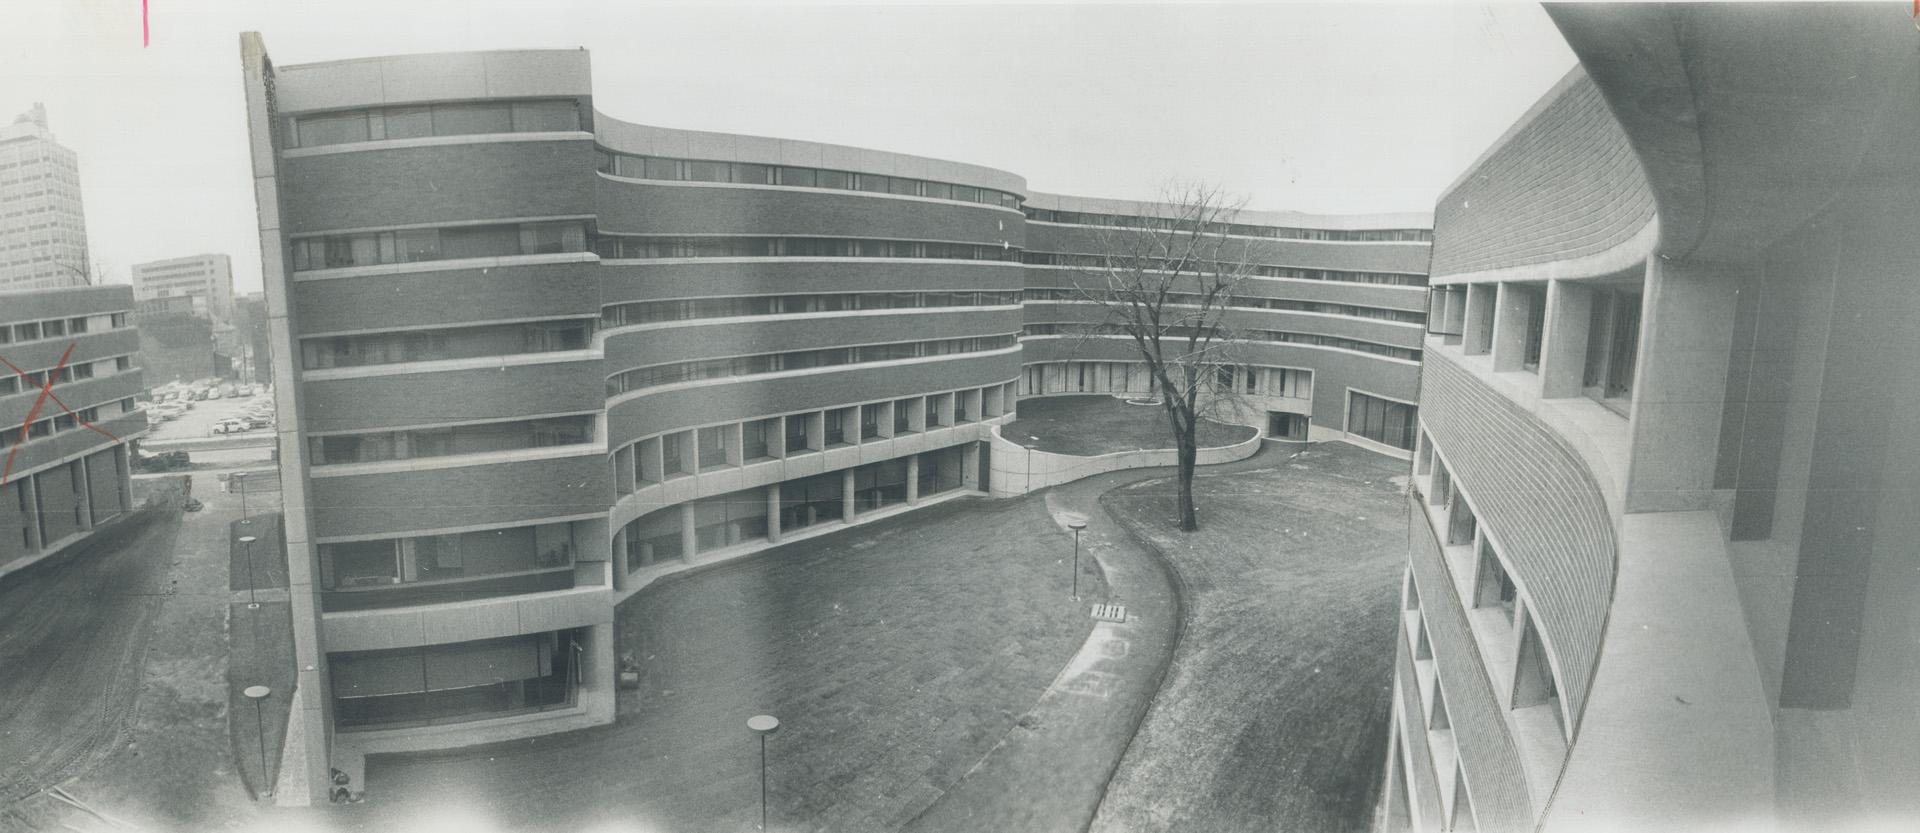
[1068,182,1257,532]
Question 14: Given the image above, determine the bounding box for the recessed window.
[1347,391,1417,451]
[1582,286,1643,411]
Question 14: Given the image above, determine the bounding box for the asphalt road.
[0,499,183,805]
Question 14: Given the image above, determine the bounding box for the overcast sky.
[0,1,1575,295]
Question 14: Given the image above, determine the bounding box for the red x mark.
[1,342,123,487]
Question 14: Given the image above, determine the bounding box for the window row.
[600,290,1019,329]
[1019,360,1310,400]
[594,235,1017,262]
[290,221,591,271]
[1346,391,1417,451]
[0,404,109,450]
[286,98,582,148]
[1416,447,1566,740]
[620,445,972,569]
[329,629,581,731]
[619,386,1008,491]
[604,334,1018,397]
[595,151,1021,209]
[308,415,594,466]
[0,312,123,345]
[1019,324,1421,362]
[1020,288,1424,324]
[1021,207,1433,242]
[319,521,579,592]
[0,355,133,397]
[1022,251,1427,287]
[300,320,592,370]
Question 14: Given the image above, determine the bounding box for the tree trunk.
[1176,431,1200,531]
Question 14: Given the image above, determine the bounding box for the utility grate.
[1091,603,1127,623]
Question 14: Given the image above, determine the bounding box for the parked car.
[183,497,203,512]
[247,417,271,429]
[211,420,248,435]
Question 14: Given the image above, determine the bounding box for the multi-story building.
[240,38,1430,802]
[0,285,147,579]
[1382,5,1919,832]
[0,104,91,290]
[131,253,236,324]
[1019,193,1428,452]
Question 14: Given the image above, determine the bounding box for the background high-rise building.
[0,104,91,290]
[131,253,235,324]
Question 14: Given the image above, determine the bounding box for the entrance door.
[1267,412,1308,441]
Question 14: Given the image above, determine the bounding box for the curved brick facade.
[1428,68,1656,279]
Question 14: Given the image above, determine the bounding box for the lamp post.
[242,685,273,798]
[239,534,260,608]
[232,471,249,523]
[747,714,780,831]
[1068,521,1087,600]
[1023,442,1037,495]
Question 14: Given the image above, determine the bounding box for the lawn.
[1089,442,1410,833]
[332,494,1106,833]
[1002,395,1258,457]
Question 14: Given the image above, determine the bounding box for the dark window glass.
[921,182,952,200]
[855,174,889,193]
[432,103,513,136]
[383,108,434,140]
[816,170,851,189]
[889,178,921,196]
[615,155,647,179]
[732,163,772,185]
[777,167,816,187]
[511,100,579,132]
[644,157,680,180]
[298,113,369,147]
[440,225,522,259]
[686,160,729,182]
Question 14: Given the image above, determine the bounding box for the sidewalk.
[901,448,1282,832]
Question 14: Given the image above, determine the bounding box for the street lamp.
[239,535,260,609]
[1068,521,1088,601]
[747,714,781,831]
[242,685,273,798]
[232,471,250,522]
[1023,442,1037,495]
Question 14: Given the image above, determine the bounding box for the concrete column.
[877,402,896,439]
[678,503,696,562]
[908,398,926,433]
[1540,280,1596,399]
[765,486,782,543]
[841,468,857,521]
[906,455,921,505]
[676,432,697,474]
[614,445,635,495]
[638,437,662,483]
[1490,283,1534,372]
[767,418,787,459]
[610,526,629,591]
[1625,259,1737,513]
[724,423,744,467]
[20,475,42,552]
[74,461,94,531]
[1463,283,1497,355]
[806,412,826,452]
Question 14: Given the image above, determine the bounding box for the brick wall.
[1418,351,1615,719]
[1395,637,1447,828]
[1429,69,1655,278]
[1408,497,1536,832]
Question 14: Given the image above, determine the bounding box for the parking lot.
[142,386,272,443]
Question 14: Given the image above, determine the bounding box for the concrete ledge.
[986,422,1263,498]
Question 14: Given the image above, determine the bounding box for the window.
[743,418,773,460]
[383,107,434,140]
[510,100,579,132]
[861,404,883,439]
[823,410,846,446]
[297,112,369,147]
[441,225,523,260]
[732,163,772,185]
[816,170,851,190]
[1513,613,1564,738]
[430,103,512,136]
[1582,286,1642,409]
[685,160,729,182]
[697,427,730,469]
[777,167,816,188]
[661,432,687,476]
[1346,391,1417,451]
[14,322,39,341]
[1473,539,1518,623]
[893,399,915,434]
[784,414,812,454]
[1519,285,1546,372]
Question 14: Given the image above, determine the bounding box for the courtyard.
[1001,395,1257,457]
[318,441,1407,833]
